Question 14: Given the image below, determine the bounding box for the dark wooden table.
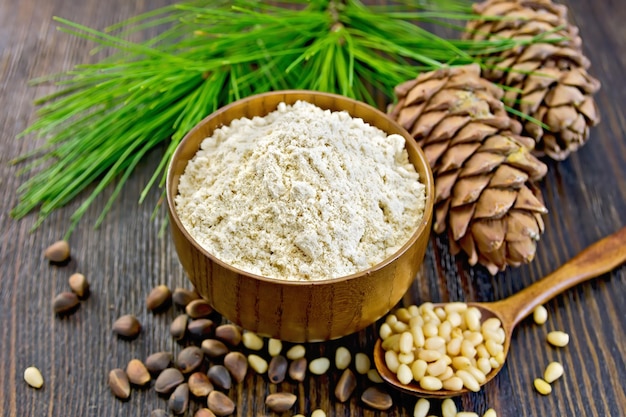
[1,1,624,416]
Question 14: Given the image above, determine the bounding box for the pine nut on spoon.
[374,226,626,397]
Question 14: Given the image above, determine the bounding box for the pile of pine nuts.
[379,302,505,392]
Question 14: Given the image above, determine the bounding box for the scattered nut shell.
[108,368,131,399]
[112,314,141,339]
[68,273,89,298]
[44,240,70,262]
[24,366,44,389]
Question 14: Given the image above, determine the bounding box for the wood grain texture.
[0,1,624,417]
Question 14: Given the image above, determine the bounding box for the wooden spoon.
[374,226,626,398]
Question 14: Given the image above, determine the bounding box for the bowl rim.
[166,89,434,286]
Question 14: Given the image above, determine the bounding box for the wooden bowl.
[166,90,434,342]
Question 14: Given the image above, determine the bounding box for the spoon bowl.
[374,226,626,397]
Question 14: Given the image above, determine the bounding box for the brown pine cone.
[390,64,548,274]
[465,0,601,161]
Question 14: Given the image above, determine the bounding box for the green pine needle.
[12,0,544,235]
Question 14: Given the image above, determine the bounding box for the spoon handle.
[493,226,626,328]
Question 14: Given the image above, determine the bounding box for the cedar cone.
[389,64,548,275]
[464,0,601,161]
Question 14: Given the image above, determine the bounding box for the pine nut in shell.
[188,372,214,397]
[68,273,89,298]
[188,318,214,340]
[543,361,564,383]
[223,351,247,383]
[215,324,242,346]
[112,314,141,339]
[146,285,171,311]
[53,292,80,315]
[288,357,307,381]
[126,359,151,386]
[265,392,297,413]
[361,386,393,411]
[208,365,232,390]
[177,346,204,374]
[335,368,357,402]
[168,383,189,415]
[108,368,131,399]
[194,409,217,417]
[201,339,229,358]
[547,331,569,347]
[24,366,44,389]
[207,390,235,416]
[268,355,288,384]
[172,287,200,307]
[44,240,70,262]
[145,351,172,374]
[170,314,188,340]
[154,368,185,395]
[185,299,213,318]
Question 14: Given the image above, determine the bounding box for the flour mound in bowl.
[175,101,426,280]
